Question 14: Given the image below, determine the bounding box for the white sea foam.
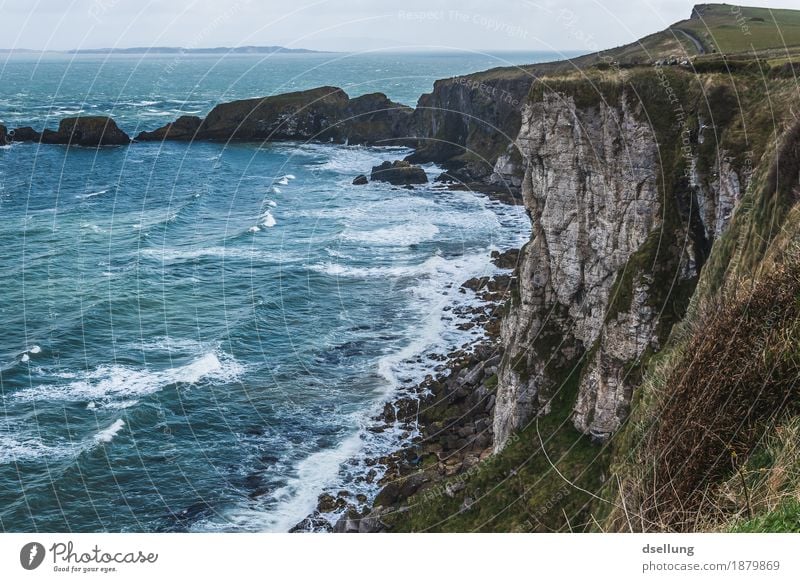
[207,430,365,532]
[139,246,278,262]
[76,189,108,200]
[248,226,261,233]
[29,345,42,354]
[341,222,439,246]
[0,435,82,465]
[94,419,126,444]
[261,212,277,228]
[14,351,244,408]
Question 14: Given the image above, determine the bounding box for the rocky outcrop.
[692,151,746,242]
[370,160,428,185]
[8,126,41,142]
[0,124,7,146]
[352,174,368,185]
[142,87,413,145]
[37,116,131,146]
[135,115,201,141]
[408,72,532,190]
[492,84,703,446]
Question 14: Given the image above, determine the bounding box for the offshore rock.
[135,115,202,141]
[9,126,42,142]
[39,116,131,146]
[145,86,413,145]
[370,160,428,185]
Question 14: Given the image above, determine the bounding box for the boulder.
[370,160,428,185]
[39,116,130,146]
[9,126,41,142]
[135,115,201,141]
[352,174,368,185]
[491,248,520,270]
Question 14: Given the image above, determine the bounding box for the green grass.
[677,4,800,54]
[383,365,611,532]
[730,499,800,532]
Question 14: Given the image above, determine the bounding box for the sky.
[1,0,799,52]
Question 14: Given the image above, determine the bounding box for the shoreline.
[291,248,519,532]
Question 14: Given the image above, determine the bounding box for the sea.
[0,50,561,532]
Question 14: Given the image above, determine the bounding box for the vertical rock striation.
[493,91,664,446]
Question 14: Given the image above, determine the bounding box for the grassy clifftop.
[457,3,800,84]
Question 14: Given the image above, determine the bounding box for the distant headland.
[0,46,328,55]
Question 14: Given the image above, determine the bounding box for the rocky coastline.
[290,249,520,533]
[1,84,523,201]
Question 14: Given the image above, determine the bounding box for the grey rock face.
[493,92,663,448]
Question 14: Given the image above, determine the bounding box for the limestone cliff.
[494,90,663,445]
[491,68,773,447]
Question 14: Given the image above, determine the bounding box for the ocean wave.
[0,434,83,465]
[76,189,109,200]
[94,419,126,444]
[14,351,244,408]
[138,245,278,263]
[341,222,439,246]
[198,430,365,532]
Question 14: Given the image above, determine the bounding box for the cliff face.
[408,72,532,187]
[494,91,663,445]
[491,69,766,448]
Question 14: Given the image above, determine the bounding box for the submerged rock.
[370,160,428,185]
[0,124,7,146]
[39,116,131,146]
[352,174,368,185]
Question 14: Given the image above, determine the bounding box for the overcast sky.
[2,0,798,52]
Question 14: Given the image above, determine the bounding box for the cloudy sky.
[2,0,798,52]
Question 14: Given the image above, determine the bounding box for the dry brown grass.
[633,252,800,530]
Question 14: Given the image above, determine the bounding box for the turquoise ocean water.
[0,51,561,532]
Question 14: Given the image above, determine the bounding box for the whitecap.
[341,222,439,246]
[0,435,82,465]
[261,212,276,228]
[29,345,42,354]
[94,419,125,444]
[76,189,108,200]
[14,351,244,408]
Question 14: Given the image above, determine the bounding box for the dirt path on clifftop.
[673,28,706,54]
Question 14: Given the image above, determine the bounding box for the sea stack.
[39,116,131,146]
